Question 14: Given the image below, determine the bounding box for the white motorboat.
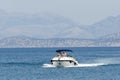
[51,49,78,67]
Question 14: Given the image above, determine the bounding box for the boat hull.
[52,60,78,67]
[50,49,78,67]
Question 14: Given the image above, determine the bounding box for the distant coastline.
[0,33,120,48]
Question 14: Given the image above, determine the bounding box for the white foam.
[42,63,106,68]
[42,64,56,68]
[95,58,120,65]
[42,58,120,68]
[68,63,106,67]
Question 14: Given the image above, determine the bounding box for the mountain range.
[0,32,120,48]
[0,10,120,39]
[0,10,120,47]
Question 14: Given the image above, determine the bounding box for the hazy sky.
[0,0,120,25]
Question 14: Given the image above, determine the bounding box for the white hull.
[52,61,77,67]
[51,57,78,67]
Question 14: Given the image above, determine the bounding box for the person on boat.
[61,51,67,57]
[57,52,61,57]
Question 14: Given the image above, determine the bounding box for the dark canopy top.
[56,49,73,52]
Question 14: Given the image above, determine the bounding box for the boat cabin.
[56,50,73,57]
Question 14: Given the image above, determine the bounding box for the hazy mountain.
[0,10,120,39]
[0,36,95,48]
[90,32,120,47]
[85,16,120,38]
[0,32,120,48]
[0,11,93,39]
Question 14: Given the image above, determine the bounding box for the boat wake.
[42,63,106,68]
[42,64,56,68]
[69,63,106,67]
[42,58,120,68]
[94,58,120,66]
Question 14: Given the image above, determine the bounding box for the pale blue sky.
[0,0,120,25]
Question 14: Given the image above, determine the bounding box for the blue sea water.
[0,47,120,80]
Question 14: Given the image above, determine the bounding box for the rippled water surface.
[0,47,120,80]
